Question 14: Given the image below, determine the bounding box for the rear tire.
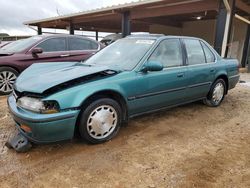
[0,67,19,95]
[203,79,226,107]
[78,98,122,144]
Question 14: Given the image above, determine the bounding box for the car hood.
[0,51,14,56]
[15,62,116,94]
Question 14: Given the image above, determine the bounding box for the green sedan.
[8,35,240,149]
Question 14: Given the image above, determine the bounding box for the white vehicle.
[100,34,122,46]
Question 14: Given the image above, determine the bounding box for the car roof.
[33,34,97,41]
[127,34,164,40]
[126,34,203,41]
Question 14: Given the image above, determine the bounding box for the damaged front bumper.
[5,132,32,153]
[7,95,80,145]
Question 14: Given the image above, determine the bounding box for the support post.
[37,26,42,35]
[95,31,99,41]
[242,24,250,69]
[214,0,234,56]
[122,11,131,38]
[69,22,74,35]
[225,0,235,57]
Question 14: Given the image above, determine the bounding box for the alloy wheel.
[0,71,17,93]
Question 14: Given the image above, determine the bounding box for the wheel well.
[216,75,229,94]
[0,66,20,74]
[75,90,128,135]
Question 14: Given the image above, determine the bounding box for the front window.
[84,38,155,70]
[148,39,183,68]
[0,36,43,53]
[37,38,66,52]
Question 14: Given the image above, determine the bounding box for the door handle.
[210,69,215,73]
[177,73,184,78]
[60,54,70,57]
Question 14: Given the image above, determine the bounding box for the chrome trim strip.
[129,97,206,118]
[229,74,240,79]
[186,62,216,67]
[128,81,211,101]
[128,87,186,101]
[188,82,212,89]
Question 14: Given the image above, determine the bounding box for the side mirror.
[141,61,163,72]
[31,47,43,55]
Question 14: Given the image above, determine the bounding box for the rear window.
[201,42,215,63]
[184,39,206,65]
[69,38,98,51]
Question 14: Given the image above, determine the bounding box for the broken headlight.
[17,97,60,114]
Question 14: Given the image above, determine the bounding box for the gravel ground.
[1,73,250,188]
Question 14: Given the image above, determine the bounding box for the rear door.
[183,39,216,100]
[68,37,100,62]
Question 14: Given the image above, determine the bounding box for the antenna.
[56,7,60,16]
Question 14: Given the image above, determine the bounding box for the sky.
[0,0,138,36]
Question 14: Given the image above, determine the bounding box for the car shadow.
[6,101,206,159]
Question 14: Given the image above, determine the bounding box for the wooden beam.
[131,21,150,32]
[40,20,69,28]
[236,0,250,14]
[70,13,121,24]
[113,0,186,12]
[80,27,119,33]
[131,0,219,19]
[75,22,121,30]
[138,17,183,28]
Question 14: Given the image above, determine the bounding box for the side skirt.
[129,97,206,119]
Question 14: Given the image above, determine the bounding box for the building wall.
[227,18,248,63]
[182,20,216,45]
[149,24,182,35]
[149,19,216,45]
[149,18,247,64]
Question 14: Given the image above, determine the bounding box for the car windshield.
[0,36,43,53]
[84,38,155,70]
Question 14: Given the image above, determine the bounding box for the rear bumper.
[8,95,80,144]
[228,74,240,90]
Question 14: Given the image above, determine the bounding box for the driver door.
[130,39,189,115]
[22,37,71,69]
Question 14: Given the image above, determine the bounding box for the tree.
[0,33,9,37]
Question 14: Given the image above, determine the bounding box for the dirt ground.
[1,74,250,188]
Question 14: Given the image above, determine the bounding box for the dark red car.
[0,34,103,95]
[0,41,11,48]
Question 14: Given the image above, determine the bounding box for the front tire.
[0,67,19,95]
[203,79,226,107]
[78,98,122,144]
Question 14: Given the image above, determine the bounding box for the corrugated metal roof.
[24,0,164,25]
